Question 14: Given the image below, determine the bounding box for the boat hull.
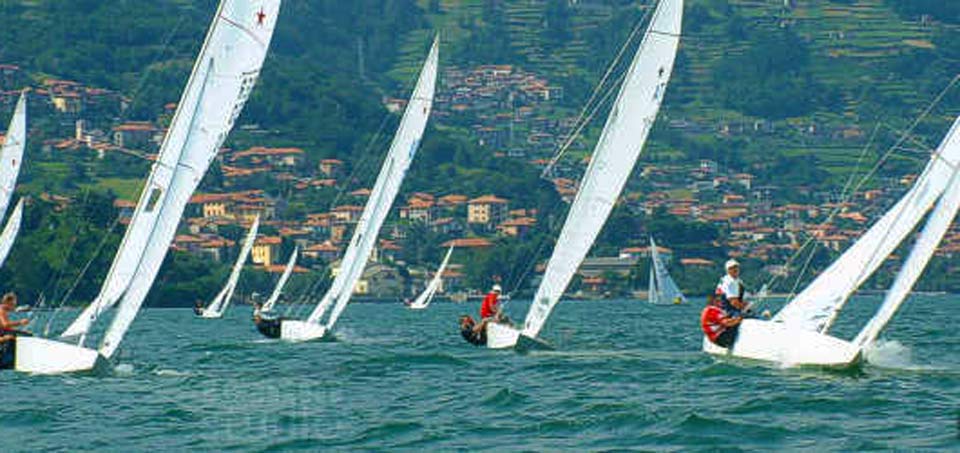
[702,319,862,368]
[198,309,222,319]
[485,322,521,349]
[14,336,104,374]
[279,320,328,343]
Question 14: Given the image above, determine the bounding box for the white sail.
[0,92,26,219]
[0,198,23,267]
[773,116,960,333]
[260,246,298,313]
[203,215,260,317]
[854,168,960,349]
[649,238,685,304]
[521,0,683,338]
[92,0,280,358]
[647,263,658,304]
[410,245,454,309]
[306,36,438,329]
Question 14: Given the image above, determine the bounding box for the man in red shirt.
[480,284,503,321]
[701,295,742,348]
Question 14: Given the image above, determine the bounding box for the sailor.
[193,299,205,316]
[459,315,487,346]
[480,284,503,322]
[0,332,14,369]
[701,294,742,348]
[0,292,30,335]
[715,259,747,316]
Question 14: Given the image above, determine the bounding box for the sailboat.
[648,238,686,305]
[482,0,683,349]
[255,36,438,342]
[11,0,281,374]
[703,114,960,367]
[197,215,260,318]
[0,92,27,268]
[257,246,298,315]
[409,245,454,310]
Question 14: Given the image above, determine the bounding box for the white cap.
[492,284,502,293]
[725,259,740,270]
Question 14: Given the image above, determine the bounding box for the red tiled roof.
[442,238,494,248]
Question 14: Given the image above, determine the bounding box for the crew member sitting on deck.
[193,299,205,316]
[481,284,504,321]
[0,292,30,335]
[701,294,742,348]
[716,259,747,316]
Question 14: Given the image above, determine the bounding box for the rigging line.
[30,188,94,319]
[120,13,188,124]
[763,75,959,301]
[541,5,653,178]
[41,213,123,337]
[505,193,572,297]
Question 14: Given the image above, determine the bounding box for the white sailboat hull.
[198,309,223,319]
[14,337,104,374]
[702,319,862,368]
[280,320,328,343]
[485,322,521,349]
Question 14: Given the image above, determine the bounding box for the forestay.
[410,245,454,309]
[649,237,685,304]
[854,155,960,348]
[261,246,298,313]
[522,0,683,338]
[203,215,260,317]
[60,0,280,357]
[306,36,438,329]
[773,116,960,333]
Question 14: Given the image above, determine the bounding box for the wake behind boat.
[255,36,438,343]
[12,0,281,374]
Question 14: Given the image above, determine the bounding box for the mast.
[521,0,683,338]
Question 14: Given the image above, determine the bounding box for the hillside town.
[1,60,958,301]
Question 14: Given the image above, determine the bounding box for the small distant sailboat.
[256,36,438,342]
[0,92,27,268]
[10,0,281,374]
[409,245,454,310]
[197,215,260,319]
[704,114,960,367]
[481,0,683,350]
[648,238,686,305]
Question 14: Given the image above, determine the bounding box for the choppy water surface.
[2,295,958,451]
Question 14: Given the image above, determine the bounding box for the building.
[232,146,305,167]
[497,217,536,237]
[467,195,509,227]
[319,158,344,177]
[252,236,282,266]
[113,122,158,149]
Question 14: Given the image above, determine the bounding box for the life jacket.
[701,304,728,342]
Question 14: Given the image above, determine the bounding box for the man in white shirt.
[716,259,746,314]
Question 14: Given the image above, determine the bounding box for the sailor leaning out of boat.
[701,260,771,348]
[0,292,31,335]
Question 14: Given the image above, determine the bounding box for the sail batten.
[304,37,438,331]
[521,0,683,338]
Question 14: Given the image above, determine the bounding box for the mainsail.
[62,0,280,357]
[521,0,683,338]
[260,246,298,313]
[773,116,960,333]
[854,161,960,348]
[203,215,260,317]
[0,92,26,219]
[0,199,23,267]
[305,36,438,330]
[648,237,685,304]
[410,245,454,309]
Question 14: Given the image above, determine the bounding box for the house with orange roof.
[304,241,341,262]
[442,237,494,249]
[112,122,158,149]
[231,146,305,167]
[319,158,344,177]
[252,236,282,267]
[497,216,536,237]
[467,195,509,228]
[400,197,435,223]
[332,205,364,223]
